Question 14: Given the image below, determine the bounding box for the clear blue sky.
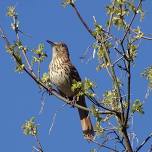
[0,0,152,152]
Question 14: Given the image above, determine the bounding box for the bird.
[47,40,94,140]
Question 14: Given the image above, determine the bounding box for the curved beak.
[46,40,55,46]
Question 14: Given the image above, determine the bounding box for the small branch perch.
[0,25,115,115]
[135,132,152,152]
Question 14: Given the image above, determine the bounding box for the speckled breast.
[49,62,74,97]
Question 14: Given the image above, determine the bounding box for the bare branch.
[112,56,124,67]
[121,0,143,43]
[121,128,133,152]
[35,135,44,152]
[70,3,93,37]
[91,139,119,152]
[135,132,152,152]
[70,3,109,38]
[125,59,131,126]
[48,103,66,134]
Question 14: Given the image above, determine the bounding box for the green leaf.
[22,117,37,136]
[91,105,101,118]
[94,121,104,136]
[102,89,119,110]
[71,80,83,92]
[134,27,144,40]
[16,64,24,72]
[127,44,138,61]
[7,6,17,17]
[137,4,145,21]
[92,23,103,37]
[41,72,51,87]
[90,149,97,152]
[131,99,144,114]
[62,0,76,7]
[31,43,47,65]
[142,66,152,88]
[112,16,126,29]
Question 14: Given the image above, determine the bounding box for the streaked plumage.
[47,40,94,139]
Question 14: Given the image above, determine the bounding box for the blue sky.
[0,0,152,152]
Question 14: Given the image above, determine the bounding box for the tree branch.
[0,25,115,116]
[113,130,126,150]
[125,59,131,126]
[121,0,143,44]
[70,3,129,147]
[13,14,35,75]
[135,132,152,152]
[70,3,108,38]
[91,139,119,152]
[70,3,93,37]
[35,135,44,152]
[122,128,133,152]
[70,1,125,121]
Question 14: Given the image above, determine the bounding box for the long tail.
[77,96,94,140]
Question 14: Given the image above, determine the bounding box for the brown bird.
[47,40,94,140]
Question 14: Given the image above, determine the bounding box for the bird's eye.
[61,43,66,48]
[54,46,59,52]
[61,44,64,47]
[56,48,60,52]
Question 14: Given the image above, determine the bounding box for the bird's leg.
[69,96,78,108]
[48,87,54,95]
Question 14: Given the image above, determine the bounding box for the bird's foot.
[69,96,77,108]
[48,87,53,95]
[83,130,95,141]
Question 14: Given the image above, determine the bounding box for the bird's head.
[47,40,69,59]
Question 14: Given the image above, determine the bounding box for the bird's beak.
[46,40,55,46]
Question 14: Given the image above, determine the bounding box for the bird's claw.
[48,87,53,95]
[69,96,77,108]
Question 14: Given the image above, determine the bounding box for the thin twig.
[112,56,124,66]
[38,61,40,80]
[35,135,44,152]
[130,27,152,41]
[33,146,39,152]
[101,36,124,122]
[70,3,93,37]
[22,48,34,73]
[148,145,152,152]
[70,3,110,39]
[107,0,115,33]
[48,103,66,134]
[121,0,143,43]
[91,139,119,152]
[123,0,144,128]
[113,130,126,150]
[139,35,152,40]
[39,91,47,115]
[13,14,35,74]
[87,95,117,114]
[49,112,57,134]
[135,132,152,152]
[125,59,131,126]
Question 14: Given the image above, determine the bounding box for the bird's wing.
[69,64,81,82]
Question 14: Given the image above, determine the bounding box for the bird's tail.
[77,96,94,140]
